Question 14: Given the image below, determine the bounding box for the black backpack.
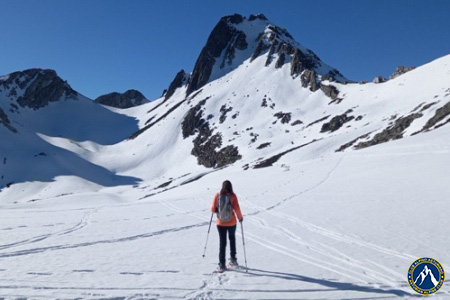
[217,194,233,222]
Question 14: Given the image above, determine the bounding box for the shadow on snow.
[223,267,419,298]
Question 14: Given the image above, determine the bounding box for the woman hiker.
[211,180,243,272]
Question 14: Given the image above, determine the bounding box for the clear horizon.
[1,0,449,101]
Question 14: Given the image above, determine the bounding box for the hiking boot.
[218,262,227,272]
[229,257,238,267]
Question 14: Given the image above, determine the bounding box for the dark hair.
[220,180,234,195]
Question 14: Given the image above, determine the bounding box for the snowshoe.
[215,263,227,273]
[228,258,239,269]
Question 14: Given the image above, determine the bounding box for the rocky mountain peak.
[185,14,248,95]
[0,68,77,110]
[182,13,348,98]
[248,14,268,21]
[163,69,189,101]
[95,89,148,109]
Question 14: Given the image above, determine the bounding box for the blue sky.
[1,0,449,101]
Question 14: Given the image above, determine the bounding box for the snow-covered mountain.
[95,89,149,108]
[1,14,449,299]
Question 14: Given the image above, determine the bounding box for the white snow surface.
[1,51,450,299]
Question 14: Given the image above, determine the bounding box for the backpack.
[217,193,233,222]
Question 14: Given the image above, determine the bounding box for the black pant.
[217,225,236,265]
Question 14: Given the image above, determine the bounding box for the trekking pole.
[240,221,248,272]
[202,213,214,258]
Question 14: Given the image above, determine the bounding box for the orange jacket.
[211,193,243,227]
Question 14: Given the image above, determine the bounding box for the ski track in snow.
[0,207,99,251]
[1,152,439,299]
[0,220,208,259]
[146,160,417,298]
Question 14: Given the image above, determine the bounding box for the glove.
[239,217,244,223]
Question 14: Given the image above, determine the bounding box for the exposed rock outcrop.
[265,42,277,67]
[257,142,271,149]
[192,132,241,168]
[274,112,291,124]
[251,39,270,62]
[248,14,268,21]
[320,83,339,99]
[95,89,148,109]
[2,69,78,109]
[421,101,450,131]
[373,76,387,84]
[164,69,187,101]
[181,98,209,138]
[186,13,347,96]
[355,113,423,149]
[321,111,354,133]
[335,133,371,152]
[301,69,319,92]
[322,69,346,82]
[291,120,303,126]
[219,104,233,123]
[220,31,248,68]
[181,98,241,168]
[0,108,17,133]
[290,48,315,76]
[390,66,415,79]
[187,14,246,95]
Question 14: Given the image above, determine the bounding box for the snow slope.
[1,14,450,299]
[0,126,449,299]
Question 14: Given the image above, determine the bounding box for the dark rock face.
[274,112,291,124]
[275,51,286,69]
[181,98,241,168]
[320,83,339,99]
[335,133,371,152]
[3,69,78,110]
[355,113,423,149]
[322,69,346,82]
[291,120,303,126]
[1,68,41,90]
[187,14,246,95]
[301,69,319,92]
[95,89,148,109]
[252,25,334,94]
[182,99,209,138]
[421,101,450,131]
[248,14,268,21]
[220,31,248,68]
[390,66,415,80]
[0,108,17,133]
[164,69,187,101]
[265,42,277,66]
[192,132,241,168]
[373,76,387,84]
[251,40,270,62]
[290,48,315,77]
[219,104,233,123]
[186,13,347,96]
[420,101,439,112]
[321,112,354,133]
[257,142,271,149]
